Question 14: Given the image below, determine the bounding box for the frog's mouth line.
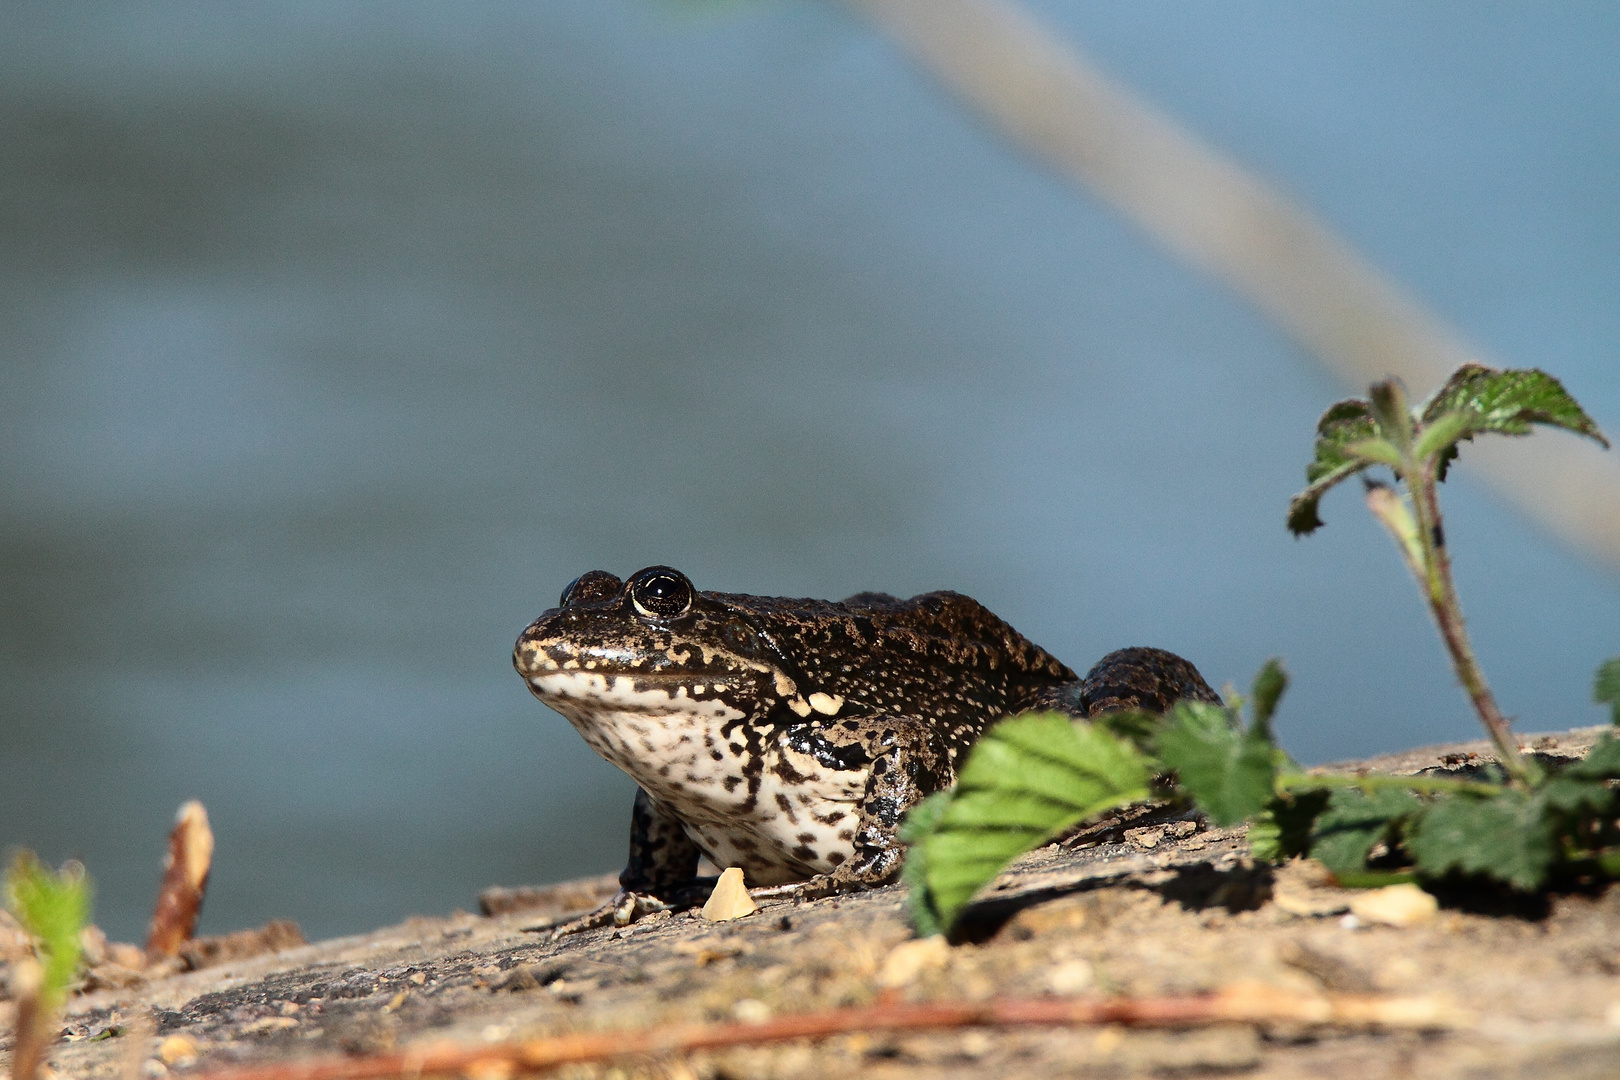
[525,670,750,716]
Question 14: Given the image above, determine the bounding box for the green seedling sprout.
[4,851,91,1009]
[5,851,92,1080]
[1288,365,1608,785]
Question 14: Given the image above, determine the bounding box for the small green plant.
[4,851,92,1008]
[904,365,1619,936]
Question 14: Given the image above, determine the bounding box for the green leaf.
[1249,658,1288,742]
[1407,790,1555,891]
[1421,364,1610,442]
[1594,658,1620,727]
[1561,732,1620,782]
[1418,364,1610,480]
[1533,776,1616,817]
[898,791,952,938]
[903,713,1151,933]
[1154,701,1276,826]
[1248,788,1330,863]
[4,852,92,1007]
[1308,787,1421,876]
[1288,399,1383,535]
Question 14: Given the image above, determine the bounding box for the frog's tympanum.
[514,566,1217,933]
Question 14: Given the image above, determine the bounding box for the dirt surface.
[6,727,1620,1079]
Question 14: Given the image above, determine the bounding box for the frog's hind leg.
[545,788,708,939]
[753,719,949,901]
[1079,646,1220,717]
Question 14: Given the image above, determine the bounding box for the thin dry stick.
[146,801,215,961]
[192,983,1459,1080]
[843,0,1620,570]
[8,960,47,1080]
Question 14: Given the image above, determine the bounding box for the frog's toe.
[533,890,671,940]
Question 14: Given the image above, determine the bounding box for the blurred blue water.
[1,1,1616,942]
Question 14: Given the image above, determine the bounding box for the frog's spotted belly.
[528,670,869,885]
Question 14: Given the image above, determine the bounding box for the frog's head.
[513,566,804,720]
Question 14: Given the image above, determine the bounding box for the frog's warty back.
[1078,647,1220,717]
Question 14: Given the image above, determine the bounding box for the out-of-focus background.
[2,1,1617,943]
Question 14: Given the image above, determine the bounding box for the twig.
[191,983,1461,1080]
[8,960,47,1080]
[146,801,214,961]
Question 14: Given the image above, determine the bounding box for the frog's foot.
[539,890,671,940]
[538,878,721,939]
[748,857,901,904]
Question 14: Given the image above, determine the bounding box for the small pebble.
[157,1035,198,1066]
[733,998,771,1024]
[877,935,950,988]
[1348,883,1438,928]
[701,868,757,922]
[1044,959,1094,995]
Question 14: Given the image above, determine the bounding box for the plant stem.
[1403,458,1535,785]
[1276,771,1502,797]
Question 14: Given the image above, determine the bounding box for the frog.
[513,565,1218,934]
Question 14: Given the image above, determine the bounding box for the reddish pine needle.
[190,983,1458,1080]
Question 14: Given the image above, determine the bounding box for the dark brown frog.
[513,566,1216,931]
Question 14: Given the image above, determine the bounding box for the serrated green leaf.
[903,713,1151,933]
[1561,732,1620,782]
[4,852,92,1007]
[1595,658,1620,726]
[1249,789,1330,863]
[1288,399,1381,535]
[1407,790,1555,891]
[1249,658,1288,741]
[1422,365,1609,442]
[1154,701,1276,826]
[1418,365,1609,481]
[1308,787,1421,876]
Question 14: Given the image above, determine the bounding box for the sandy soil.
[5,726,1620,1079]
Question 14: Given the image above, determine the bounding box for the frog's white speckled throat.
[526,670,867,885]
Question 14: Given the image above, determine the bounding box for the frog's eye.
[559,570,622,608]
[628,566,694,619]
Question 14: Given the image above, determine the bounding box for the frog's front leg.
[548,787,707,939]
[755,720,951,901]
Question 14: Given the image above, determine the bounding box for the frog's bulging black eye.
[559,570,622,608]
[629,566,694,619]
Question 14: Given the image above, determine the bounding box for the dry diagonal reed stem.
[843,0,1620,570]
[192,983,1462,1080]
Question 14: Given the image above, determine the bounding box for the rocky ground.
[5,727,1620,1080]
